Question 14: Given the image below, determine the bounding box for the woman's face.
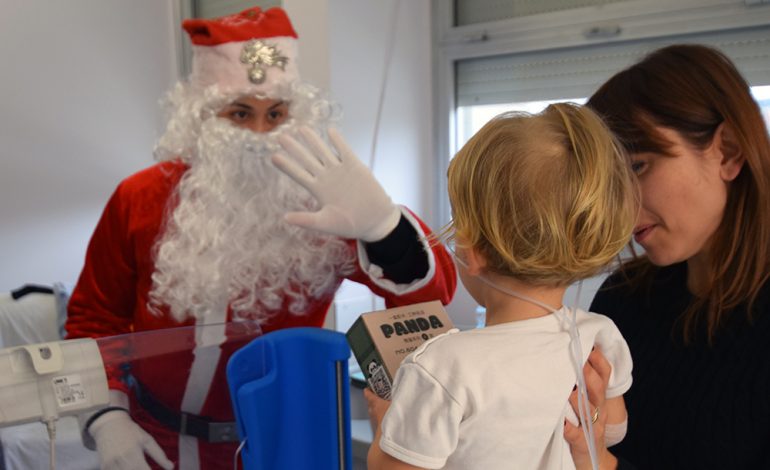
[217,96,289,133]
[630,126,734,266]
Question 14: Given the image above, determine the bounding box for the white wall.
[283,0,330,91]
[284,0,476,327]
[287,0,437,216]
[0,1,179,291]
[328,0,435,223]
[294,0,458,324]
[325,0,480,327]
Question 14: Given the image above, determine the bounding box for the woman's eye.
[631,160,647,175]
[268,110,284,121]
[231,110,250,120]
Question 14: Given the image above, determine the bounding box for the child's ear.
[464,245,488,276]
[713,123,744,182]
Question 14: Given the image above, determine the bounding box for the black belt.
[131,378,238,443]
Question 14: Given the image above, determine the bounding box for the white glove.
[272,126,401,242]
[89,409,174,470]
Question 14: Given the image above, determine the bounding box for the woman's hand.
[564,347,618,470]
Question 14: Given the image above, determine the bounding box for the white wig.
[148,80,354,323]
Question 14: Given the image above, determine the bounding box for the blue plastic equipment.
[227,327,352,470]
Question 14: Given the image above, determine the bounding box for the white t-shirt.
[379,308,632,470]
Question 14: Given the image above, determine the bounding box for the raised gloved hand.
[272,126,401,242]
[89,408,174,470]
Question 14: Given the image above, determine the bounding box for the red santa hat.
[182,7,300,97]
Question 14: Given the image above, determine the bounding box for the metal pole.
[336,361,347,470]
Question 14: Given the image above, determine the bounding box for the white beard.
[149,118,354,323]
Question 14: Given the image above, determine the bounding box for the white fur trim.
[190,37,299,96]
[356,206,437,295]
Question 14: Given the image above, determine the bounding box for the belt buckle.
[179,412,237,443]
[207,421,237,443]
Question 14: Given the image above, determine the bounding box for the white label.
[52,374,88,407]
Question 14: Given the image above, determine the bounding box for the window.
[755,85,770,129]
[453,28,770,148]
[456,98,587,148]
[455,0,630,27]
[452,86,770,312]
[434,0,770,311]
[456,86,770,150]
[437,0,770,220]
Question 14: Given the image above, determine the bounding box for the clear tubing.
[453,253,600,470]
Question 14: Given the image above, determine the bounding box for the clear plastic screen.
[0,320,263,470]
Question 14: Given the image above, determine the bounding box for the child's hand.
[364,388,426,470]
[364,388,391,431]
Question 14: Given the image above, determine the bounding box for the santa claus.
[66,6,456,470]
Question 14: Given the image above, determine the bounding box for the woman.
[567,44,770,469]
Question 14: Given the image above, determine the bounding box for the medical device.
[0,338,110,469]
[0,338,109,427]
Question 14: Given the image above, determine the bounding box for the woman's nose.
[250,117,275,133]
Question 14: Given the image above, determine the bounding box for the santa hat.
[182,7,299,97]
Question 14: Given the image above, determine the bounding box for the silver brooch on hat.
[240,40,289,84]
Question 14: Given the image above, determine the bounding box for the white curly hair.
[148,80,355,323]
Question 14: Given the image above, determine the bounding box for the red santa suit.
[66,160,456,469]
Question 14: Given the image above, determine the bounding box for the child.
[365,103,638,470]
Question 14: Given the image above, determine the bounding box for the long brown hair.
[588,44,770,343]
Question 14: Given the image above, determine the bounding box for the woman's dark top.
[591,262,770,470]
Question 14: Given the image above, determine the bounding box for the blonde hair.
[445,103,638,286]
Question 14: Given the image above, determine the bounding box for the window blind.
[456,26,770,106]
[455,0,627,26]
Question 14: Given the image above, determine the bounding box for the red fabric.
[67,160,456,469]
[183,7,297,46]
